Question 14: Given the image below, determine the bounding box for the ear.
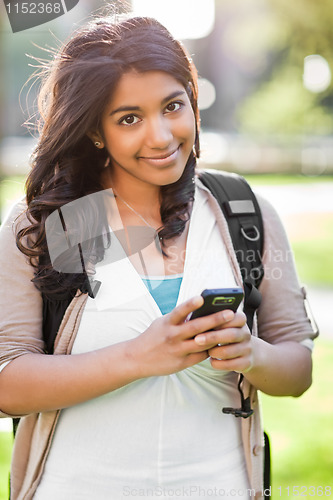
[86,131,104,149]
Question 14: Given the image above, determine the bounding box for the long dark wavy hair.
[16,15,200,297]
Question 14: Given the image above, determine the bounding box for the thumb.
[169,295,204,325]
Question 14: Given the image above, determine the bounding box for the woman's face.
[94,70,196,189]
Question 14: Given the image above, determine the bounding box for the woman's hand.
[193,311,254,374]
[128,296,237,378]
[192,311,313,397]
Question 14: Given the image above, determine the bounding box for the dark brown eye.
[120,115,140,126]
[165,102,182,113]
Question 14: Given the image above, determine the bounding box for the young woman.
[0,15,316,500]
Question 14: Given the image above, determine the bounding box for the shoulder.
[0,197,33,273]
[0,195,41,298]
[0,197,41,289]
[0,198,45,373]
[252,192,291,256]
[254,192,283,223]
[0,197,28,237]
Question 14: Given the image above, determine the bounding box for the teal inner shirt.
[141,274,183,315]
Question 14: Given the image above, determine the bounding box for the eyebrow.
[109,90,186,116]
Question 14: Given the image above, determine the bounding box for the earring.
[95,141,102,148]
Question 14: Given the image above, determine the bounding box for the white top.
[34,187,251,500]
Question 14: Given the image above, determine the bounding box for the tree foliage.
[235,0,333,134]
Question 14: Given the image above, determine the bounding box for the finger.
[181,309,235,341]
[210,356,253,374]
[194,324,250,348]
[208,339,251,360]
[183,351,209,367]
[169,296,204,325]
[213,311,247,330]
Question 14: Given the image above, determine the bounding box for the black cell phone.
[189,287,244,320]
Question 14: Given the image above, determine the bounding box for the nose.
[145,115,173,149]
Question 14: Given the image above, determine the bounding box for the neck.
[102,167,161,220]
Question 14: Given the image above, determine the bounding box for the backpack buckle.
[222,406,254,418]
[241,224,260,242]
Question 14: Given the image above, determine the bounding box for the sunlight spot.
[131,0,215,39]
[303,55,331,93]
[198,78,216,110]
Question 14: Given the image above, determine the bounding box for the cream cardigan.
[0,179,317,499]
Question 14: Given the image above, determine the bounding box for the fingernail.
[223,310,234,321]
[194,334,206,345]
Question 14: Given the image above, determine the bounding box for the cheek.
[181,110,196,145]
[104,130,138,157]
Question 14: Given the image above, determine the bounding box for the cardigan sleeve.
[0,200,45,390]
[255,194,318,346]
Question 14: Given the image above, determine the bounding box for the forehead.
[106,71,187,110]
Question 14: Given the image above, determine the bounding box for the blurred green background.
[0,0,332,499]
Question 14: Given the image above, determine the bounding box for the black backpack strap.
[198,169,264,331]
[263,431,271,494]
[198,169,264,420]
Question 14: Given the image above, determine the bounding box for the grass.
[244,174,333,286]
[261,338,333,498]
[244,173,333,185]
[292,218,333,286]
[0,431,12,500]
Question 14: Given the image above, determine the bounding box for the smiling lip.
[138,147,179,166]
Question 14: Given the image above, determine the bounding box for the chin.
[158,165,187,186]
